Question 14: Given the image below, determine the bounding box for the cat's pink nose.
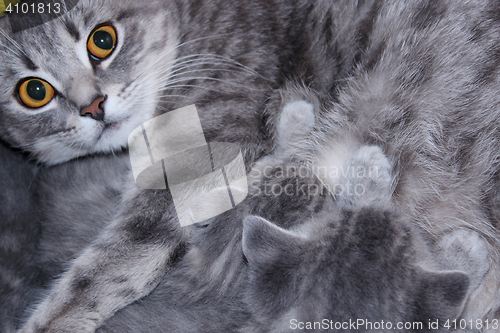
[81,96,106,121]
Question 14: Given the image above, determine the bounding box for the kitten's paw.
[339,145,392,205]
[436,230,490,291]
[275,100,315,157]
[279,100,316,132]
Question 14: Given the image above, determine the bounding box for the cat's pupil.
[93,31,113,50]
[26,80,46,101]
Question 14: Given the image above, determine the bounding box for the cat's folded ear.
[414,269,470,323]
[242,215,306,267]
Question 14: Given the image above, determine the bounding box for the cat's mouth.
[104,121,121,130]
[96,119,127,141]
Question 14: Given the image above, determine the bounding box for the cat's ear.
[242,215,306,267]
[414,269,469,323]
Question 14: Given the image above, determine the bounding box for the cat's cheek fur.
[32,117,102,165]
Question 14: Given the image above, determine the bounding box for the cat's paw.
[336,145,392,205]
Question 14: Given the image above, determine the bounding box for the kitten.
[1,0,500,331]
[99,100,481,333]
[241,211,472,333]
[240,102,484,332]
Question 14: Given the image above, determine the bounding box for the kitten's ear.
[242,215,305,267]
[414,270,469,322]
[242,215,306,315]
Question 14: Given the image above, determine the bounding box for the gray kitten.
[1,0,500,331]
[240,102,485,333]
[99,100,479,333]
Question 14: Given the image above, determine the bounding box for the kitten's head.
[242,210,470,332]
[0,0,178,164]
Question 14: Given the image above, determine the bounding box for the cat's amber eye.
[87,25,117,60]
[18,78,55,108]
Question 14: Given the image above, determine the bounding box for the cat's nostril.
[80,96,106,122]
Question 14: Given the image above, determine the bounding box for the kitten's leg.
[275,100,393,207]
[19,187,188,333]
[274,100,315,159]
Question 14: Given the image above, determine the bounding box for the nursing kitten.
[241,102,484,332]
[100,102,480,333]
[241,212,472,333]
[1,0,500,332]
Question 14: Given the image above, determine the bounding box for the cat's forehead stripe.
[63,20,80,42]
[20,53,38,71]
[83,11,95,27]
[116,10,135,22]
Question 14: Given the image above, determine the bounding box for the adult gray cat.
[1,0,500,332]
[0,0,377,331]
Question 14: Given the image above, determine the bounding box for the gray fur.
[0,141,39,333]
[285,0,500,322]
[100,102,474,333]
[0,0,499,331]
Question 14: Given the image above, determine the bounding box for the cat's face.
[242,211,470,332]
[0,0,178,164]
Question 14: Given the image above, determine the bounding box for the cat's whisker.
[151,60,267,85]
[141,83,234,98]
[128,47,245,85]
[157,94,191,100]
[0,28,28,57]
[134,73,265,100]
[167,53,269,81]
[181,53,265,78]
[165,76,264,91]
[0,42,20,58]
[129,55,235,86]
[155,67,262,86]
[130,52,270,89]
[131,55,259,89]
[167,59,247,78]
[127,54,225,89]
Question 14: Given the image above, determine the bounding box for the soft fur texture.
[100,102,478,333]
[1,0,500,332]
[0,143,39,333]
